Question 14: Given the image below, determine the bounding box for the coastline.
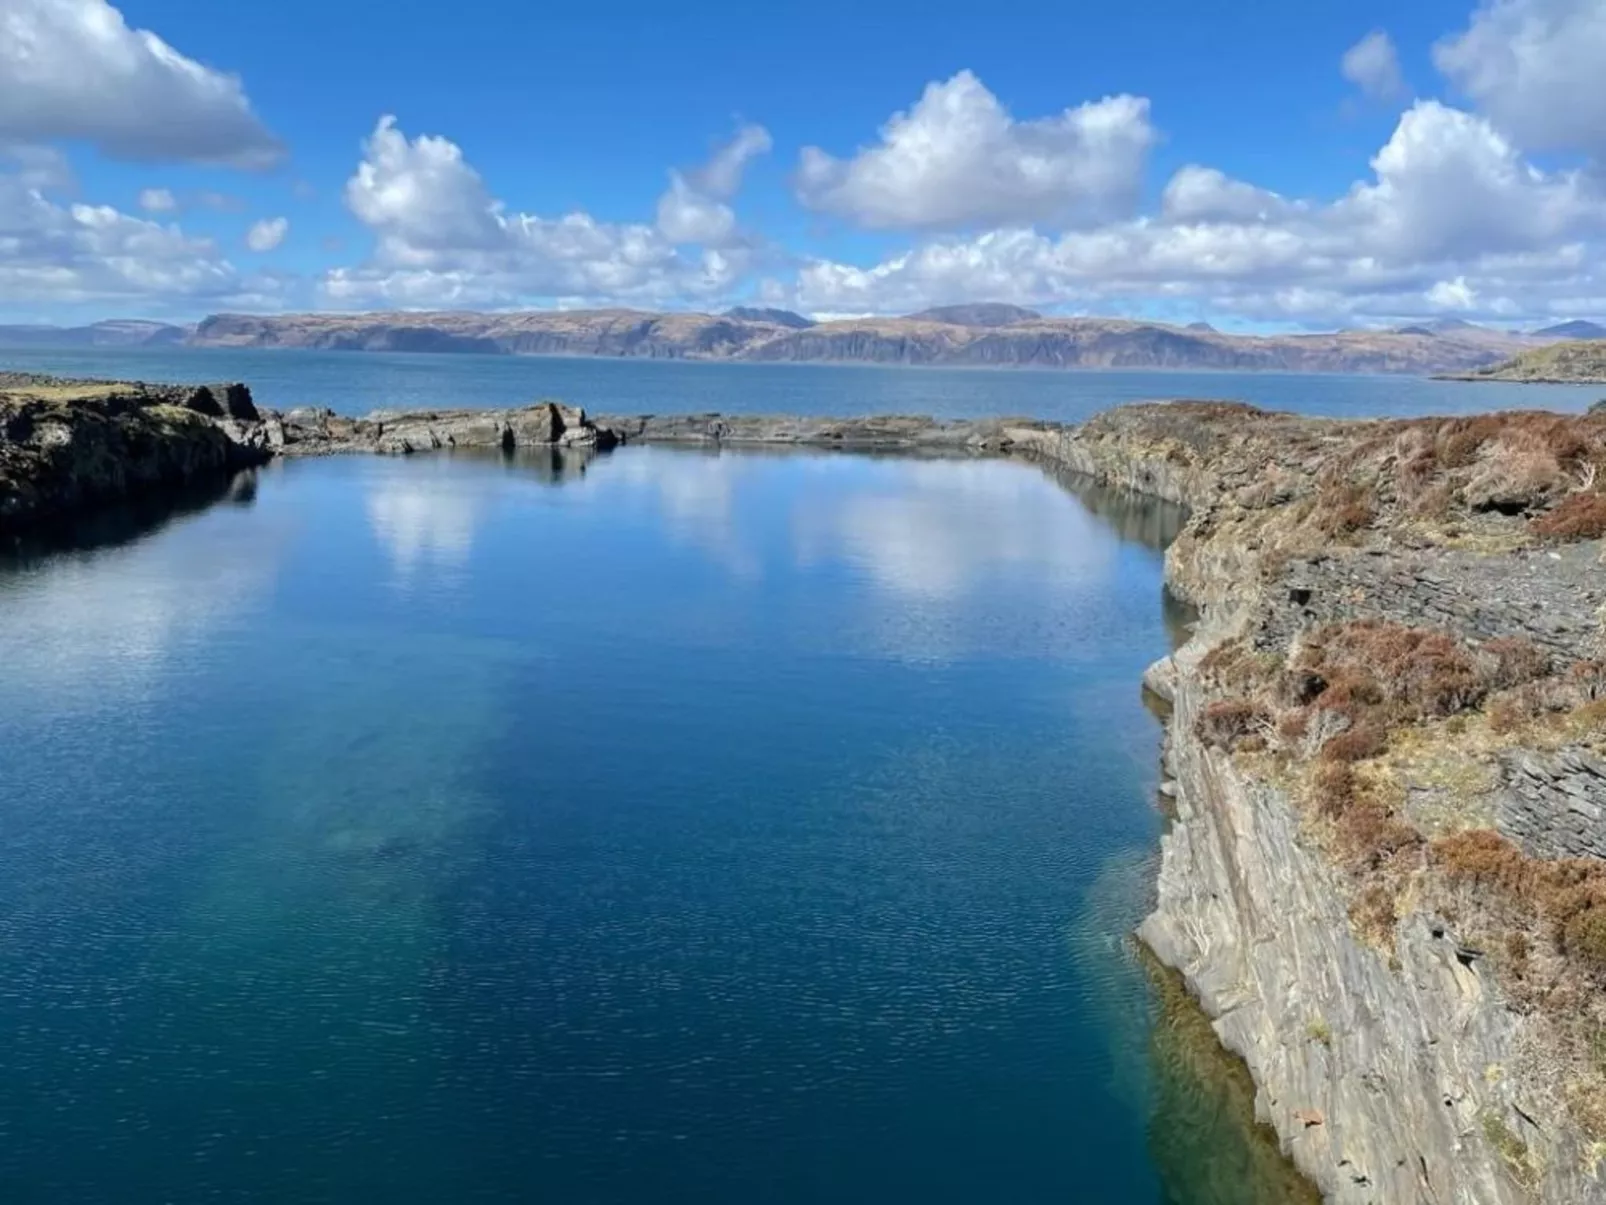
[7,377,1606,1202]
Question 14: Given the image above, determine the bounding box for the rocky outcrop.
[1138,636,1583,1205]
[1499,749,1606,861]
[268,401,620,456]
[0,375,271,536]
[1044,402,1606,1204]
[272,407,1057,458]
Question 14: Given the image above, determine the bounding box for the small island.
[1441,338,1606,385]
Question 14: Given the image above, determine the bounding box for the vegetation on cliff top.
[1132,400,1606,1147]
[1461,339,1606,385]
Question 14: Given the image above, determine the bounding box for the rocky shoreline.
[0,373,272,537]
[6,377,1606,1202]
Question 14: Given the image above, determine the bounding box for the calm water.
[0,343,1597,420]
[0,448,1313,1204]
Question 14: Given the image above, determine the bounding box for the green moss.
[1481,1109,1539,1188]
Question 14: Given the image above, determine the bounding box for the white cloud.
[656,122,771,246]
[327,116,746,308]
[2,142,73,191]
[1426,276,1479,309]
[138,187,177,213]
[795,71,1155,231]
[0,171,243,309]
[783,101,1605,325]
[245,216,288,252]
[1342,30,1408,102]
[1332,101,1595,262]
[0,0,281,167]
[1435,0,1606,156]
[1161,166,1294,224]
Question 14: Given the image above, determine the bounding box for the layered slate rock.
[1045,402,1606,1204]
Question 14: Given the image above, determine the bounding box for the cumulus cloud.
[327,116,745,308]
[783,101,1605,325]
[1161,166,1294,224]
[138,187,177,213]
[0,172,243,309]
[1435,0,1606,157]
[2,142,73,191]
[1334,100,1594,260]
[656,122,771,246]
[246,216,288,252]
[1342,30,1408,102]
[0,0,281,167]
[795,71,1155,230]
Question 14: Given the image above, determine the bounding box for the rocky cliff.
[1031,404,1606,1204]
[0,374,270,536]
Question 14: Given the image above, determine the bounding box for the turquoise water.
[0,446,1311,1203]
[0,342,1596,419]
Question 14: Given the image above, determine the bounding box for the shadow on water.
[1056,470,1316,1204]
[447,443,598,485]
[1,467,261,567]
[1143,950,1323,1205]
[1042,464,1189,551]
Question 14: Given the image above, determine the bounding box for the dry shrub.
[1393,426,1439,498]
[1530,491,1606,541]
[1436,415,1506,469]
[1347,413,1606,527]
[1343,798,1423,869]
[1487,694,1532,735]
[1484,660,1606,732]
[1199,638,1282,693]
[1465,445,1565,514]
[1322,723,1389,762]
[1350,883,1401,945]
[1481,637,1553,691]
[1436,830,1606,983]
[1312,761,1356,817]
[1409,481,1457,521]
[1315,481,1376,537]
[1299,621,1490,723]
[1196,698,1268,751]
[1436,829,1533,893]
[1310,758,1421,871]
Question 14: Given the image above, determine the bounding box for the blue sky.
[3,0,1605,328]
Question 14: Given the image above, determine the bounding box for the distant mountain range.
[1533,320,1606,340]
[185,308,1574,375]
[4,307,1602,376]
[0,319,190,348]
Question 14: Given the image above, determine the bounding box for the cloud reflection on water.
[0,510,281,703]
[365,465,483,582]
[793,457,1116,600]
